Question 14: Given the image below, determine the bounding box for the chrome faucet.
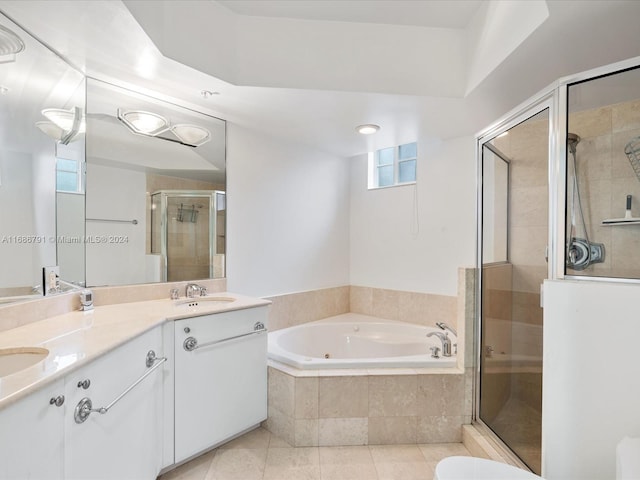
[427,331,452,357]
[436,322,457,336]
[185,283,207,298]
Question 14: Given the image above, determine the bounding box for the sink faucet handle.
[199,286,207,296]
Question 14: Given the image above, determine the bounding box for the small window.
[56,158,82,193]
[368,142,417,189]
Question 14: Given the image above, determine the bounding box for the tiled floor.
[158,427,472,480]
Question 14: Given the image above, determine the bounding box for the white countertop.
[0,293,270,410]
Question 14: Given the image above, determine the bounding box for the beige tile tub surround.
[265,366,469,447]
[0,278,227,333]
[265,286,350,331]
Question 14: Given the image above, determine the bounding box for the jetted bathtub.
[268,313,457,369]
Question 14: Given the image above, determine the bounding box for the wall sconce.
[36,107,85,144]
[0,24,25,64]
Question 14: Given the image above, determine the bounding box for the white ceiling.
[1,0,640,159]
[217,0,483,29]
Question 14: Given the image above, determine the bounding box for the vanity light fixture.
[171,124,211,147]
[0,24,25,64]
[356,124,380,135]
[36,107,85,145]
[42,108,86,134]
[117,109,170,136]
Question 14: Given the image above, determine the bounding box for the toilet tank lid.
[434,456,542,480]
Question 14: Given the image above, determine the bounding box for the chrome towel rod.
[73,350,166,424]
[86,218,138,225]
[183,327,266,352]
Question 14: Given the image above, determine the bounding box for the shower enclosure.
[476,59,640,477]
[150,190,226,282]
[478,109,550,475]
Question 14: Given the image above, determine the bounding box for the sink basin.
[174,296,236,306]
[0,347,49,377]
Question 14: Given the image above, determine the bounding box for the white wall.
[85,163,147,286]
[542,279,640,480]
[349,136,476,296]
[225,124,350,297]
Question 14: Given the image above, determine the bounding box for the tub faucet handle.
[430,346,441,358]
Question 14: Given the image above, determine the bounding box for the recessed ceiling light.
[356,124,380,135]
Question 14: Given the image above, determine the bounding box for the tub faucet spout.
[427,332,452,357]
[436,322,457,336]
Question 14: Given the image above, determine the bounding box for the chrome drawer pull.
[183,327,267,352]
[74,350,167,424]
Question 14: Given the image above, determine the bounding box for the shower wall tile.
[569,106,612,139]
[509,226,548,267]
[612,128,640,179]
[612,98,640,132]
[509,186,548,228]
[458,267,476,369]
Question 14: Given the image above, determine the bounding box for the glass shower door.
[478,109,549,474]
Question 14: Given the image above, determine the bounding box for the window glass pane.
[377,165,393,186]
[399,142,417,160]
[57,158,77,172]
[57,171,78,192]
[377,147,394,165]
[398,159,416,183]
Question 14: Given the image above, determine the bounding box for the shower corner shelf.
[602,219,640,226]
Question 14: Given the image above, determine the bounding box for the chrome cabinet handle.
[49,395,65,407]
[73,350,167,424]
[183,327,266,352]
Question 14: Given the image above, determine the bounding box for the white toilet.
[434,456,542,480]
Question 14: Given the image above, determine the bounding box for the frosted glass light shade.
[118,110,169,135]
[171,124,211,147]
[42,108,86,133]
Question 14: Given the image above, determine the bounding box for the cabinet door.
[64,327,164,480]
[0,378,65,480]
[174,307,268,462]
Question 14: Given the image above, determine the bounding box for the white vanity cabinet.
[0,378,65,480]
[174,306,268,463]
[63,327,165,480]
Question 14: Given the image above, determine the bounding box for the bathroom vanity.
[0,294,270,480]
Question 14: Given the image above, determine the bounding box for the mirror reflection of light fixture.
[171,124,211,147]
[36,107,85,145]
[117,109,169,136]
[0,24,25,64]
[117,109,211,147]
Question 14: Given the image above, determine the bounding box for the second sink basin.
[0,347,49,378]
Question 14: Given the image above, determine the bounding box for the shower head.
[567,133,581,155]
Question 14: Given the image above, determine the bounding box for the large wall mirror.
[85,79,226,287]
[0,13,85,304]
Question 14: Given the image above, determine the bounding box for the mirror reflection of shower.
[566,132,605,270]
